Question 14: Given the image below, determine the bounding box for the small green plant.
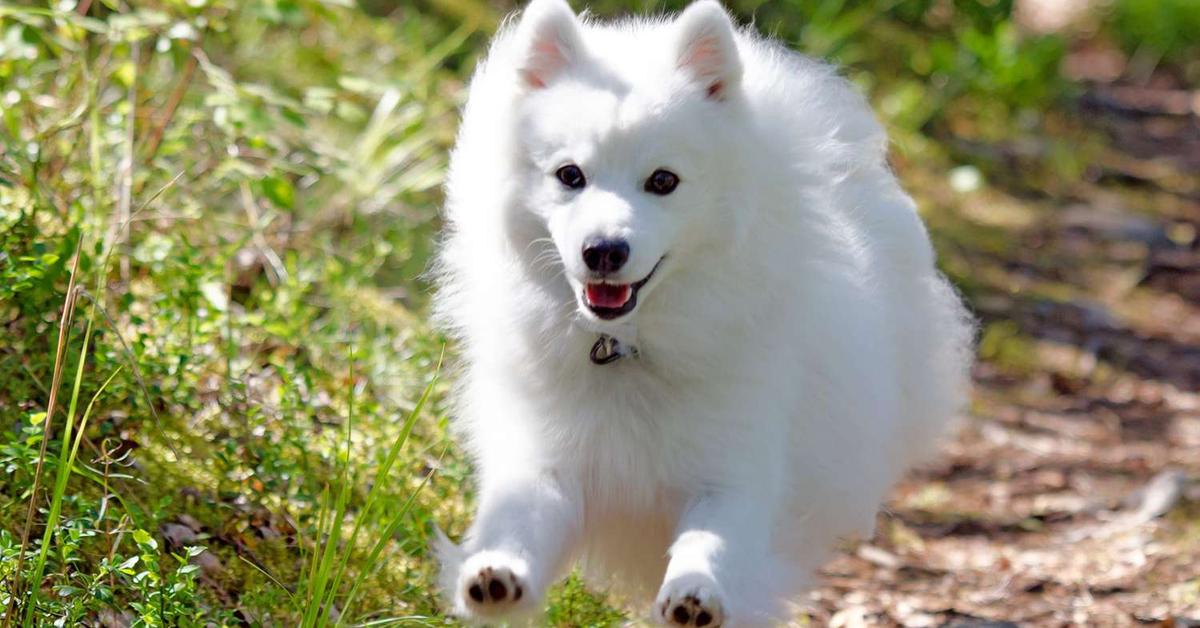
[123,530,207,627]
[977,320,1038,375]
[1110,0,1200,71]
[294,358,440,628]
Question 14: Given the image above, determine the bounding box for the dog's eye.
[644,169,679,196]
[555,164,587,190]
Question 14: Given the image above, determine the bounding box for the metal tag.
[589,335,623,365]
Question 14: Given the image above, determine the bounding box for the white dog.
[433,0,973,625]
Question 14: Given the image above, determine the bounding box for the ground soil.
[805,79,1200,627]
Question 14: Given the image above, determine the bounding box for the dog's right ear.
[673,0,742,101]
[514,0,583,90]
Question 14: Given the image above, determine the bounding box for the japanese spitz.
[433,0,973,625]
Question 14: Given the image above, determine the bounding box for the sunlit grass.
[1,0,470,623]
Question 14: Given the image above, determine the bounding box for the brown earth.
[804,74,1200,627]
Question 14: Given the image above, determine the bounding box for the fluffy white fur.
[433,0,974,625]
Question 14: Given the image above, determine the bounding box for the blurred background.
[0,0,1197,624]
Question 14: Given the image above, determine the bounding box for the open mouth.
[582,258,664,320]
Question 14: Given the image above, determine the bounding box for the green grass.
[2,1,470,623]
[0,0,1191,625]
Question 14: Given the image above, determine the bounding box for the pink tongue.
[586,283,632,308]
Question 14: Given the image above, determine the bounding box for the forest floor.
[804,74,1200,627]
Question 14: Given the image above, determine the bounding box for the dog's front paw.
[456,550,530,617]
[656,574,726,627]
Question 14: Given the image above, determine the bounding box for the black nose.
[582,238,630,274]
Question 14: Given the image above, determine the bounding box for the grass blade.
[23,310,97,624]
[336,369,441,623]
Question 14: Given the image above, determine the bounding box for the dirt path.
[805,82,1200,626]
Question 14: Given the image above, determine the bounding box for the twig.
[99,441,121,589]
[142,48,199,166]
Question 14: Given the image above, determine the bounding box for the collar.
[590,334,639,365]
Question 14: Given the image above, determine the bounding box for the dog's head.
[508,0,750,326]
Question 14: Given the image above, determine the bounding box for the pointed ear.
[514,0,584,90]
[673,0,742,100]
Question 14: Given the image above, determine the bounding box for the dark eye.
[644,169,679,195]
[555,164,586,190]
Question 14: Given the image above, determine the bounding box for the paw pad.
[661,592,723,627]
[464,565,523,606]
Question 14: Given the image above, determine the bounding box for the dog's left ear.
[673,0,742,101]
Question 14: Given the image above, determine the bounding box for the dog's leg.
[442,471,580,620]
[655,491,779,628]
